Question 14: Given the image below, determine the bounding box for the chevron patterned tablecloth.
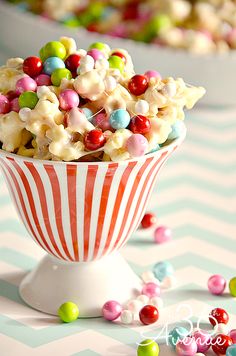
[0,107,236,356]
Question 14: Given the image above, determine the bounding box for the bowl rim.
[1,1,236,61]
[0,125,186,166]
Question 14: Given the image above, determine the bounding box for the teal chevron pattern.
[0,107,236,356]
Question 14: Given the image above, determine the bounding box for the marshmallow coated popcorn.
[0,37,205,162]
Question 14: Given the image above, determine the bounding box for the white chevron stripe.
[75,165,87,262]
[123,236,236,267]
[0,261,26,285]
[190,108,236,123]
[152,185,236,213]
[189,121,236,143]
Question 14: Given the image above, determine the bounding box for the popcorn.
[0,37,205,162]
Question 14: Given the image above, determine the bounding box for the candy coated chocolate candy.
[193,329,211,353]
[168,326,189,348]
[102,300,122,321]
[59,89,79,110]
[209,308,229,327]
[142,282,161,298]
[16,77,37,95]
[145,70,161,80]
[168,121,185,140]
[139,305,159,325]
[84,129,106,151]
[87,48,104,61]
[126,134,148,157]
[81,107,93,121]
[58,301,79,323]
[65,54,81,72]
[154,226,172,244]
[0,94,10,114]
[137,339,159,356]
[43,41,66,60]
[43,57,65,75]
[10,97,20,113]
[141,213,157,228]
[35,74,51,86]
[23,56,42,77]
[176,337,197,356]
[212,334,233,355]
[229,329,236,343]
[89,42,109,53]
[227,344,236,356]
[229,277,236,297]
[111,51,126,63]
[51,68,72,86]
[120,310,133,324]
[19,91,39,109]
[153,261,174,281]
[108,55,125,73]
[130,115,151,134]
[109,109,130,129]
[208,274,226,295]
[128,75,148,96]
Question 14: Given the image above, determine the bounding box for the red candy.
[139,305,159,325]
[23,56,43,77]
[84,129,106,151]
[65,54,81,72]
[212,334,233,355]
[141,213,157,228]
[130,115,151,134]
[209,308,229,327]
[111,51,126,63]
[128,75,148,96]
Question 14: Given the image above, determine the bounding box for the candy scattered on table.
[153,261,174,282]
[0,36,205,162]
[212,334,233,355]
[142,282,161,298]
[208,274,226,295]
[102,300,122,321]
[227,344,236,356]
[141,213,157,229]
[137,339,159,356]
[154,226,172,244]
[176,336,198,356]
[57,301,79,323]
[8,0,236,54]
[168,326,189,349]
[139,305,159,325]
[209,307,229,327]
[192,329,211,353]
[229,277,236,297]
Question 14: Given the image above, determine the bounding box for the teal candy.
[227,345,236,356]
[82,108,93,121]
[168,326,189,348]
[43,57,65,75]
[148,145,160,154]
[109,109,130,129]
[153,261,174,281]
[168,121,184,140]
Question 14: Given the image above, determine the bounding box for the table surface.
[0,48,236,356]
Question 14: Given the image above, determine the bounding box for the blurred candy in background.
[0,0,235,105]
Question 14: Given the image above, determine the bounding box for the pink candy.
[126,134,148,157]
[59,89,79,111]
[16,76,37,95]
[154,226,172,244]
[142,282,160,298]
[176,337,197,356]
[102,300,122,321]
[229,329,236,343]
[35,74,51,86]
[87,49,105,61]
[10,97,20,113]
[93,113,113,131]
[193,330,211,353]
[145,70,162,81]
[207,274,226,295]
[0,94,10,114]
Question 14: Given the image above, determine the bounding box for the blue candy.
[227,345,236,356]
[153,261,174,281]
[82,108,93,121]
[109,109,130,129]
[43,57,65,75]
[168,120,184,140]
[148,144,160,154]
[168,326,189,348]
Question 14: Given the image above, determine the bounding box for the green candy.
[89,42,110,53]
[146,14,172,40]
[137,339,159,356]
[108,55,125,73]
[39,46,46,62]
[229,277,236,297]
[43,41,67,60]
[58,302,79,323]
[51,68,72,86]
[87,2,104,20]
[63,17,81,28]
[19,91,38,109]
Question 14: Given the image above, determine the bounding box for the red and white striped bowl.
[0,133,185,263]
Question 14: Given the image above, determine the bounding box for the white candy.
[134,100,149,115]
[141,271,156,283]
[79,55,94,73]
[127,299,143,314]
[161,275,177,289]
[213,323,229,335]
[162,82,177,97]
[136,294,149,306]
[19,108,31,121]
[150,297,164,309]
[120,310,133,324]
[95,58,109,70]
[104,76,117,92]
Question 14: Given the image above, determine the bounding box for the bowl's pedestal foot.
[19,252,142,317]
